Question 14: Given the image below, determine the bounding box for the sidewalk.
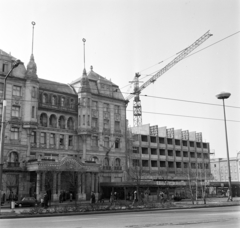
[1,197,239,219]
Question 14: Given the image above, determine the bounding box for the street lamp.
[0,59,22,213]
[216,91,232,201]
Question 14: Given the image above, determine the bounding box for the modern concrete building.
[0,49,127,201]
[121,124,211,198]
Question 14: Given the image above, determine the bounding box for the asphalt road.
[1,206,240,228]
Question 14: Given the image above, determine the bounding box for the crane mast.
[126,31,212,127]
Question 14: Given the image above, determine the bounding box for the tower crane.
[125,31,212,127]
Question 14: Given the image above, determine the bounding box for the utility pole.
[0,59,21,214]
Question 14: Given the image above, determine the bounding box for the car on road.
[15,197,39,207]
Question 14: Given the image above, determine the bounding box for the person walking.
[70,193,73,202]
[90,191,96,204]
[44,192,49,209]
[132,190,137,206]
[226,189,232,202]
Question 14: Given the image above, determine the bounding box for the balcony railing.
[114,166,122,170]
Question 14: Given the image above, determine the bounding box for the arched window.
[115,158,121,167]
[49,114,57,127]
[92,156,99,163]
[9,151,18,162]
[59,116,65,129]
[104,157,109,166]
[40,113,48,127]
[67,117,74,130]
[61,97,65,107]
[52,95,57,106]
[42,94,48,104]
[70,99,74,109]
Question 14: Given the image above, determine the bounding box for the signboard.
[196,133,202,142]
[182,130,189,140]
[150,125,158,136]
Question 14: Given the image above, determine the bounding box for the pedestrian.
[44,192,49,209]
[226,189,232,202]
[59,192,62,203]
[109,192,114,205]
[98,192,104,203]
[132,190,137,206]
[70,193,73,202]
[90,191,95,204]
[159,191,164,205]
[9,191,14,202]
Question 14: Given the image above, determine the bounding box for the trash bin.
[10,201,15,209]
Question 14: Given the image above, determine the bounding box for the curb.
[0,203,239,219]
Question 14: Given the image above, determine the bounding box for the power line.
[126,109,240,123]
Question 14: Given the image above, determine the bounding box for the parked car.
[15,197,39,207]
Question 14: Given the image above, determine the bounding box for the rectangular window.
[61,97,65,107]
[184,162,188,168]
[50,133,55,145]
[31,131,36,143]
[12,106,20,117]
[92,101,98,110]
[83,115,85,125]
[191,163,196,169]
[11,127,19,140]
[115,138,120,149]
[31,106,35,118]
[13,85,21,96]
[0,83,4,96]
[114,121,120,131]
[59,134,64,146]
[0,103,2,115]
[87,115,90,126]
[160,161,166,167]
[160,149,165,155]
[104,137,109,148]
[92,136,98,147]
[32,87,36,98]
[68,135,73,146]
[114,105,120,114]
[103,103,109,112]
[92,118,98,128]
[2,63,8,73]
[132,159,140,167]
[104,119,109,129]
[40,132,46,144]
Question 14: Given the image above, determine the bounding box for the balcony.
[7,162,20,168]
[114,166,122,171]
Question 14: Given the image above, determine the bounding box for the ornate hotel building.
[0,49,127,201]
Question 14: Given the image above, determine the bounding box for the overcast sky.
[1,0,239,158]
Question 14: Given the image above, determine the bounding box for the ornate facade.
[0,49,127,201]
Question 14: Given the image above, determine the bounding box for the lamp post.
[216,91,232,201]
[0,59,21,214]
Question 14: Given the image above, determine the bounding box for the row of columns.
[36,171,99,201]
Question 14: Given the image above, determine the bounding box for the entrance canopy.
[27,156,100,172]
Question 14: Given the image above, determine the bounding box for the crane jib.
[126,31,212,101]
